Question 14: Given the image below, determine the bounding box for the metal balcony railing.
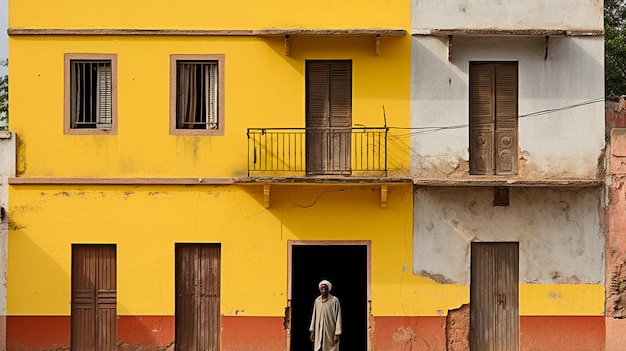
[247,127,388,176]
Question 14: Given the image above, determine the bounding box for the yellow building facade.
[6,0,431,350]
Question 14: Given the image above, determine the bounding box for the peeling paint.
[548,291,563,299]
[446,304,469,351]
[8,221,25,230]
[416,270,456,284]
[608,261,626,318]
[148,192,168,196]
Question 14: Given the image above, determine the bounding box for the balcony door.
[469,62,518,175]
[306,60,352,175]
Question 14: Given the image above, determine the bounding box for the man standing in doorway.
[309,279,342,351]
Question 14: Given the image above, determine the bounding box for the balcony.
[247,127,388,177]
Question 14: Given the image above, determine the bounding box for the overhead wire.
[383,97,606,138]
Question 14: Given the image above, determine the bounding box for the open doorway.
[288,241,370,351]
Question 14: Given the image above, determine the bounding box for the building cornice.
[8,28,407,37]
[412,28,604,36]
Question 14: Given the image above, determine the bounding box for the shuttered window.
[170,54,225,136]
[70,61,112,129]
[305,60,352,174]
[64,54,117,135]
[469,62,518,175]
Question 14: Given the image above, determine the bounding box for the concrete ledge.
[413,177,604,187]
[8,176,413,186]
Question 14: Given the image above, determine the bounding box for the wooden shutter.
[175,243,221,351]
[71,245,117,351]
[306,61,352,174]
[494,64,518,175]
[207,63,218,128]
[469,63,495,175]
[97,64,113,128]
[328,62,352,128]
[470,62,518,175]
[470,242,519,351]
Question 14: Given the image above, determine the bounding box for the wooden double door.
[71,244,117,351]
[175,243,221,351]
[470,242,519,351]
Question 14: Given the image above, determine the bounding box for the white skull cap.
[318,279,332,291]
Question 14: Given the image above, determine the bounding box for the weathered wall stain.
[416,270,456,284]
[391,326,415,342]
[606,129,626,319]
[608,260,626,318]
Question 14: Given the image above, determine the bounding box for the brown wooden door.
[175,243,221,351]
[470,242,519,351]
[306,60,352,175]
[469,62,518,175]
[71,244,117,351]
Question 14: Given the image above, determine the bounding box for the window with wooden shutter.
[469,62,518,175]
[306,60,352,175]
[170,54,225,136]
[64,54,117,135]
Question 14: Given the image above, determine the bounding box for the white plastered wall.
[0,131,14,351]
[410,35,605,179]
[412,0,603,33]
[413,186,604,285]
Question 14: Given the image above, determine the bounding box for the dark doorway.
[290,244,368,351]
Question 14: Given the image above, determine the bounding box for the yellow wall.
[8,35,411,178]
[8,184,416,316]
[8,0,411,178]
[7,0,417,319]
[10,0,408,30]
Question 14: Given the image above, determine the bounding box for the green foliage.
[0,59,6,130]
[606,0,626,99]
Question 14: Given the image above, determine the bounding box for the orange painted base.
[6,315,607,351]
[520,316,605,351]
[371,316,447,351]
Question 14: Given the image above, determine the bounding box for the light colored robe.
[309,294,342,351]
